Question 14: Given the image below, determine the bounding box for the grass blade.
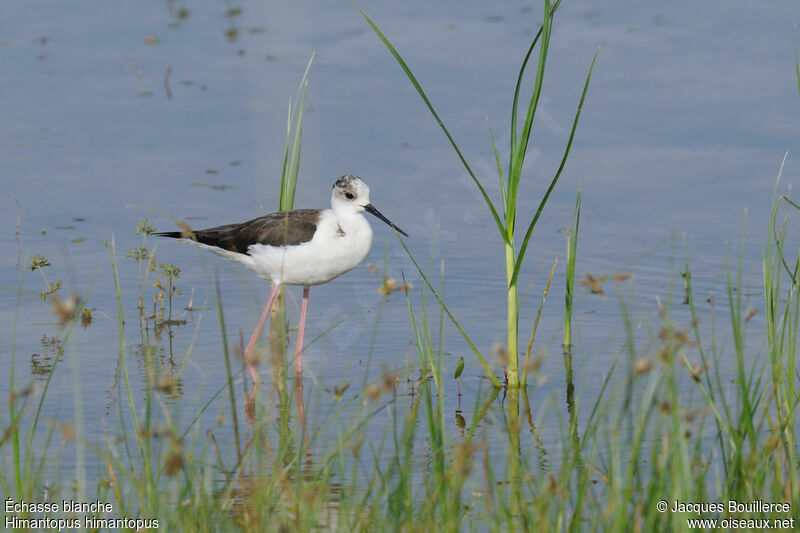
[520,256,557,387]
[509,0,553,206]
[353,1,507,243]
[563,187,581,350]
[795,25,800,97]
[510,48,599,287]
[510,0,562,160]
[395,234,501,387]
[487,118,507,215]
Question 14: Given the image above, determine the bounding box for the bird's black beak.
[365,203,408,237]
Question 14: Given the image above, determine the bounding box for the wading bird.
[157,175,407,381]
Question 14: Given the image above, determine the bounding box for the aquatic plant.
[354,0,598,388]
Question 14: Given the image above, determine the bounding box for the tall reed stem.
[505,241,519,385]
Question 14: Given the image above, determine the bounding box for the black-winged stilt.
[157,175,407,381]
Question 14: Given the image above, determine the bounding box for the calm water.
[2,0,799,493]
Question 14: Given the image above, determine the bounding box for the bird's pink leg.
[295,286,310,375]
[244,283,279,383]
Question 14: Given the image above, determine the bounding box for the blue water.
[2,0,799,500]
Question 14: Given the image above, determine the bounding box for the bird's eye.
[345,192,355,200]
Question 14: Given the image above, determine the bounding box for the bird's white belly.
[247,212,373,286]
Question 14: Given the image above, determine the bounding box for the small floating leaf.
[454,356,465,380]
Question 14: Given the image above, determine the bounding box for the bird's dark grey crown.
[334,175,360,190]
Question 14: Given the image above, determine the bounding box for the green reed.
[354,0,597,387]
[563,186,581,351]
[278,53,313,213]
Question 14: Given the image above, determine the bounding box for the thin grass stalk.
[108,237,155,498]
[521,256,557,387]
[68,337,86,501]
[403,285,446,516]
[9,272,23,495]
[795,26,800,97]
[359,254,390,391]
[683,236,730,477]
[213,271,242,462]
[764,159,799,501]
[394,234,500,387]
[563,187,581,350]
[726,215,758,448]
[487,119,507,213]
[436,260,447,468]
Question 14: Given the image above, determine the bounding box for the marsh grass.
[4,172,799,530]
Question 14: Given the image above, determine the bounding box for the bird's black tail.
[155,231,183,239]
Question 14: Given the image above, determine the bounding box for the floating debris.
[191,182,235,191]
[377,275,412,295]
[578,273,607,295]
[51,293,79,324]
[633,358,652,375]
[325,383,350,402]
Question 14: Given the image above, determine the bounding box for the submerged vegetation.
[3,2,800,532]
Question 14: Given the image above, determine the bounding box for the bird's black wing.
[157,209,321,254]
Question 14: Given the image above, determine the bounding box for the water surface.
[2,0,799,495]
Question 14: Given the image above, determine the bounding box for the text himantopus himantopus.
[157,175,407,380]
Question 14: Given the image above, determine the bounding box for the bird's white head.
[330,175,409,237]
[331,175,371,214]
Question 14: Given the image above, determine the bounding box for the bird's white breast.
[246,209,373,286]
